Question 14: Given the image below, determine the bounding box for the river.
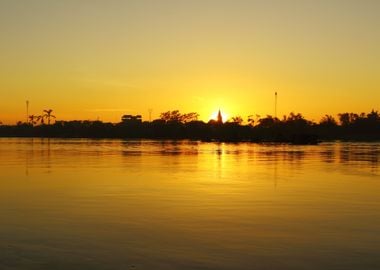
[0,138,379,269]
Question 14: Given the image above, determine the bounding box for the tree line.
[27,109,56,126]
[0,109,379,143]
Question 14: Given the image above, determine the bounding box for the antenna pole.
[274,92,277,119]
[148,109,153,122]
[26,100,29,123]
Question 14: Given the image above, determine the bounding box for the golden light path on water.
[0,138,379,270]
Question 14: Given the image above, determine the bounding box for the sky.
[0,0,379,124]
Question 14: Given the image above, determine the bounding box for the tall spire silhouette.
[217,109,223,124]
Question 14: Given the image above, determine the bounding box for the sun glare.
[210,110,228,123]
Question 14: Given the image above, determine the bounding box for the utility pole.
[148,108,153,122]
[274,92,277,119]
[26,100,29,123]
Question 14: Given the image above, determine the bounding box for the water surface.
[0,138,379,270]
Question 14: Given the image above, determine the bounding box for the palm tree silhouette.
[28,114,41,126]
[42,109,56,125]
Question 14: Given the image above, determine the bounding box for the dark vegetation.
[1,109,379,143]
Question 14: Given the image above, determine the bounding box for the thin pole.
[274,92,277,119]
[148,109,153,122]
[26,100,29,123]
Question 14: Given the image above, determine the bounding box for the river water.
[0,138,379,270]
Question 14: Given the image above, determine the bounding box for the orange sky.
[0,0,379,124]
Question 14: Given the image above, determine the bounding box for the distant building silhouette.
[217,109,223,124]
[121,114,142,124]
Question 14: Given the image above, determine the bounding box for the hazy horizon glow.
[0,0,379,124]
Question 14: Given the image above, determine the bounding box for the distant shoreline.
[1,110,379,144]
[0,135,379,144]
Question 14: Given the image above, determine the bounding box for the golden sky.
[0,0,379,124]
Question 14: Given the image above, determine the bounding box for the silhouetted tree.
[42,109,56,125]
[247,115,255,126]
[285,112,306,122]
[367,110,380,122]
[160,110,199,123]
[257,115,278,128]
[229,116,243,125]
[319,115,337,127]
[338,113,358,126]
[28,115,42,126]
[160,110,181,122]
[181,112,199,123]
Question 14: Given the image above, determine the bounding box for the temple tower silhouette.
[217,109,223,124]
